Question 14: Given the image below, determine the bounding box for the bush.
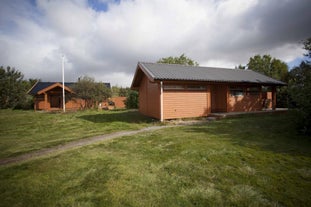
[125,90,138,109]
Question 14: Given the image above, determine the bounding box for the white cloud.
[37,0,96,37]
[0,0,310,87]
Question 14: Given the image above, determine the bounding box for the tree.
[235,64,246,69]
[246,54,289,107]
[0,66,33,109]
[157,54,199,66]
[72,76,111,109]
[125,90,138,109]
[119,87,130,97]
[111,86,131,97]
[303,37,311,60]
[288,37,311,135]
[247,54,288,82]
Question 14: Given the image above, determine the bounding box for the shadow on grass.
[78,110,154,124]
[184,113,311,156]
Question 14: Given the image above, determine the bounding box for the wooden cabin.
[28,82,111,111]
[131,62,286,121]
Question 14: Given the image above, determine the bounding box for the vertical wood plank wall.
[137,77,277,120]
[163,90,210,119]
[211,85,227,113]
[138,76,161,119]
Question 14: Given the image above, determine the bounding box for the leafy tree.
[288,38,311,135]
[157,54,199,66]
[303,37,311,60]
[247,54,288,82]
[119,87,130,97]
[72,76,111,109]
[111,86,120,97]
[111,86,131,97]
[235,64,246,69]
[246,54,289,107]
[0,66,33,109]
[125,90,138,109]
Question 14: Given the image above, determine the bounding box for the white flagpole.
[62,55,66,112]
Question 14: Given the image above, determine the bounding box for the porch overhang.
[37,82,74,95]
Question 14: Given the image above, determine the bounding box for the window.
[163,84,207,91]
[246,87,259,95]
[262,86,272,92]
[230,87,244,96]
[163,85,185,90]
[187,85,207,91]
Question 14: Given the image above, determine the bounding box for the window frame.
[187,85,207,91]
[163,85,186,91]
[246,87,260,96]
[229,87,244,96]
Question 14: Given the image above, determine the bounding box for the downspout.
[272,86,276,110]
[44,93,48,110]
[160,81,163,122]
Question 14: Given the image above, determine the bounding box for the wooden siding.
[227,94,262,112]
[163,90,210,119]
[137,77,278,120]
[211,85,227,113]
[34,96,84,111]
[227,86,268,112]
[102,97,126,109]
[111,97,126,109]
[138,75,161,119]
[263,92,273,109]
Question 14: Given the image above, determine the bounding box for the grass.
[0,109,154,159]
[0,112,310,206]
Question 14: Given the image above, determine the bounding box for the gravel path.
[0,125,173,166]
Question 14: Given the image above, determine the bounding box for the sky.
[0,0,310,87]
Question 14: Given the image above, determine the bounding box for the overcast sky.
[0,0,310,87]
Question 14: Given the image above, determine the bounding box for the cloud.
[0,0,310,87]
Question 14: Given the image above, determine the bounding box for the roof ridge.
[138,61,240,71]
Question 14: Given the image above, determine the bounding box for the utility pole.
[62,55,66,112]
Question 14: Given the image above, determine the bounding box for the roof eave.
[37,82,74,95]
[130,62,156,90]
[27,80,40,95]
[154,78,286,86]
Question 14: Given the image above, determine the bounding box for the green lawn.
[0,112,310,206]
[0,109,154,159]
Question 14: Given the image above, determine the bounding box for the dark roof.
[28,82,111,95]
[133,62,286,86]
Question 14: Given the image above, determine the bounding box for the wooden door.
[50,96,61,108]
[211,85,227,113]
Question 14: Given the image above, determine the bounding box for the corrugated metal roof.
[138,62,286,85]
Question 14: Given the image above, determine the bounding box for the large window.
[163,84,207,91]
[187,85,207,91]
[262,86,272,92]
[163,85,185,90]
[246,87,260,95]
[230,87,244,96]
